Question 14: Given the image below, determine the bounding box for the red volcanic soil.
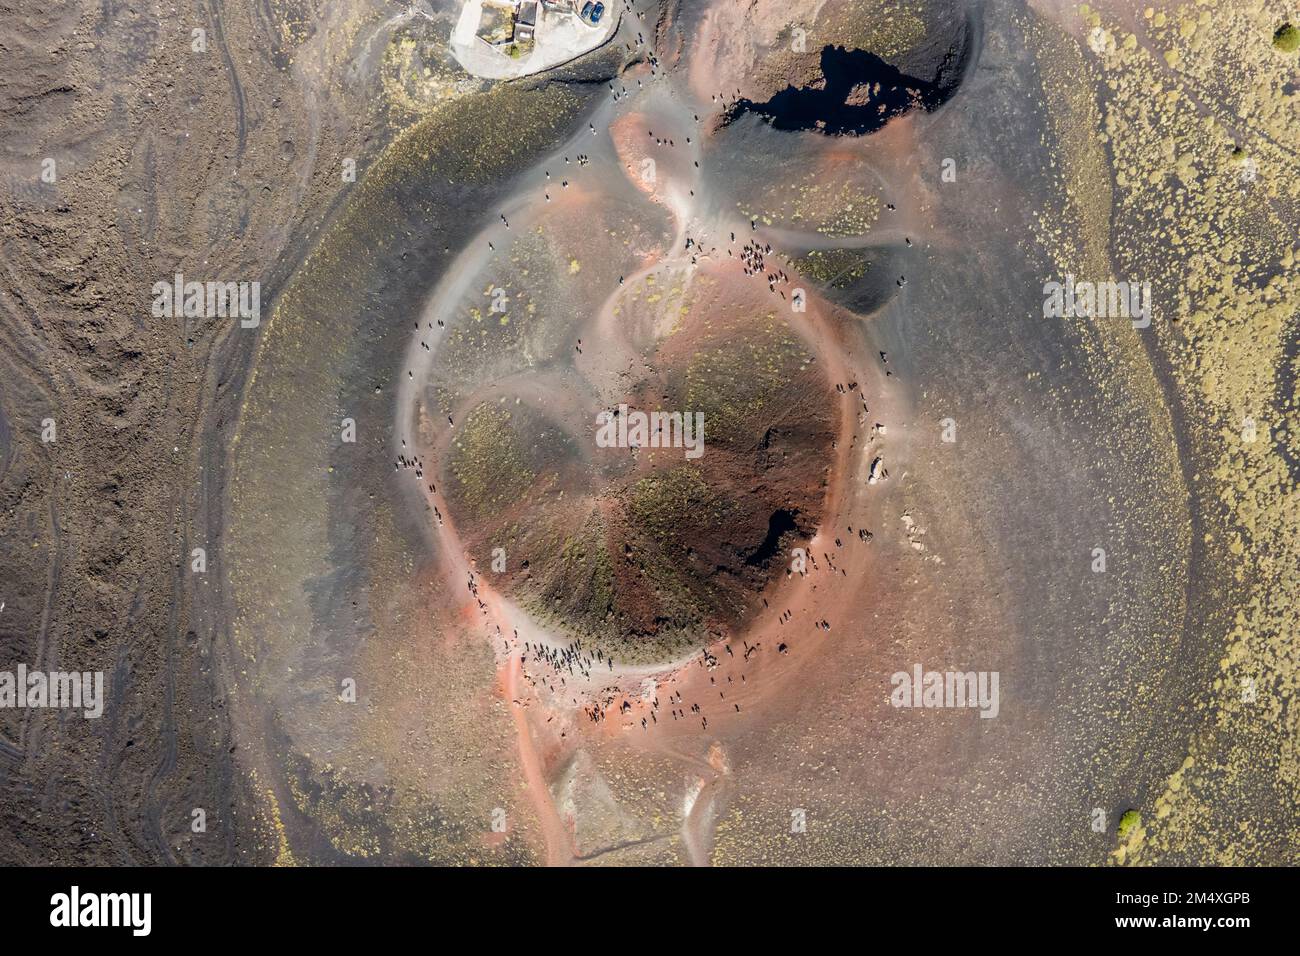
[684,0,829,105]
[440,260,839,662]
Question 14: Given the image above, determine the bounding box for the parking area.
[450,0,619,79]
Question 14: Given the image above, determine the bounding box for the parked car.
[590,2,603,22]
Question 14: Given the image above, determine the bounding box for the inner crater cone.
[441,312,839,665]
